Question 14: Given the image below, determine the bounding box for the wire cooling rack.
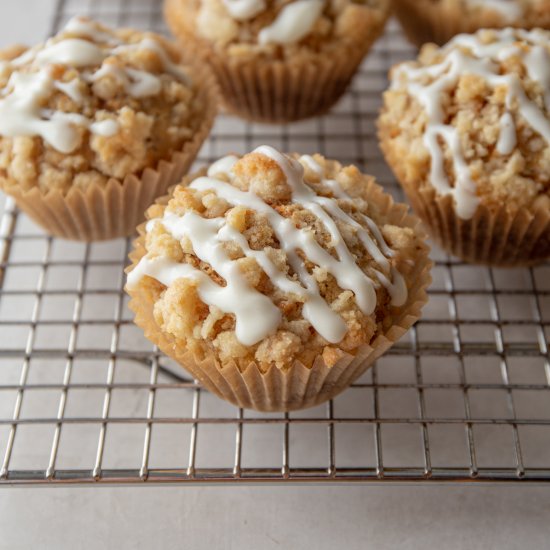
[0,0,550,486]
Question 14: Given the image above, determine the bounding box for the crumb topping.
[379,28,550,218]
[169,0,389,59]
[127,147,422,371]
[0,17,206,194]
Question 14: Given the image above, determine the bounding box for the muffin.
[0,16,217,241]
[393,0,550,48]
[378,28,550,266]
[164,0,390,123]
[126,146,431,411]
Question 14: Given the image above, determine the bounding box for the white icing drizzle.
[53,78,83,104]
[126,68,161,97]
[127,147,408,346]
[524,43,550,110]
[214,0,325,45]
[0,71,80,153]
[393,28,550,219]
[9,48,39,68]
[497,112,517,155]
[112,38,191,85]
[88,65,162,98]
[300,154,324,176]
[258,0,325,45]
[466,0,523,22]
[207,154,239,177]
[222,0,266,20]
[89,119,119,137]
[34,39,105,67]
[299,155,395,260]
[63,16,121,44]
[0,17,190,153]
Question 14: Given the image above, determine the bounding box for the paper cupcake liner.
[164,0,387,123]
[125,177,432,412]
[379,89,550,267]
[203,49,373,123]
[0,62,218,242]
[379,121,550,266]
[402,184,550,267]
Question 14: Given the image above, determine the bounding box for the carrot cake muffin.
[126,146,431,411]
[164,0,390,122]
[0,16,217,241]
[393,0,550,47]
[378,28,550,266]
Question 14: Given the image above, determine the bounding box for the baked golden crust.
[128,151,426,372]
[378,29,550,214]
[0,20,208,195]
[165,0,390,61]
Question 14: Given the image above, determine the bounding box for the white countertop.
[0,3,548,549]
[1,485,549,549]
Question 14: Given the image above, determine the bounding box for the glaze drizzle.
[127,147,407,346]
[0,17,190,153]
[218,0,325,45]
[392,28,550,219]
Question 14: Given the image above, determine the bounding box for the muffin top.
[447,0,547,24]
[167,0,390,59]
[0,17,206,194]
[126,146,424,371]
[466,0,523,22]
[380,28,550,219]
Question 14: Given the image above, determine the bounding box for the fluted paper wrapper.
[126,179,432,412]
[0,64,218,242]
[401,183,550,267]
[392,0,523,47]
[164,0,387,123]
[379,120,550,266]
[202,48,374,123]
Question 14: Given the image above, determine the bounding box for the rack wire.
[0,0,550,485]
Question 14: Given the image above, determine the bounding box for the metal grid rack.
[0,0,550,485]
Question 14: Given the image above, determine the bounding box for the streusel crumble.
[0,16,208,194]
[178,0,389,60]
[127,146,428,373]
[164,0,390,121]
[379,28,550,265]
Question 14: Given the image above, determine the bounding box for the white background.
[0,2,548,549]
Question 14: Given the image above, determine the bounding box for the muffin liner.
[0,63,218,242]
[379,120,550,266]
[401,183,550,267]
[392,0,520,47]
[126,178,432,412]
[200,47,376,123]
[164,0,387,123]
